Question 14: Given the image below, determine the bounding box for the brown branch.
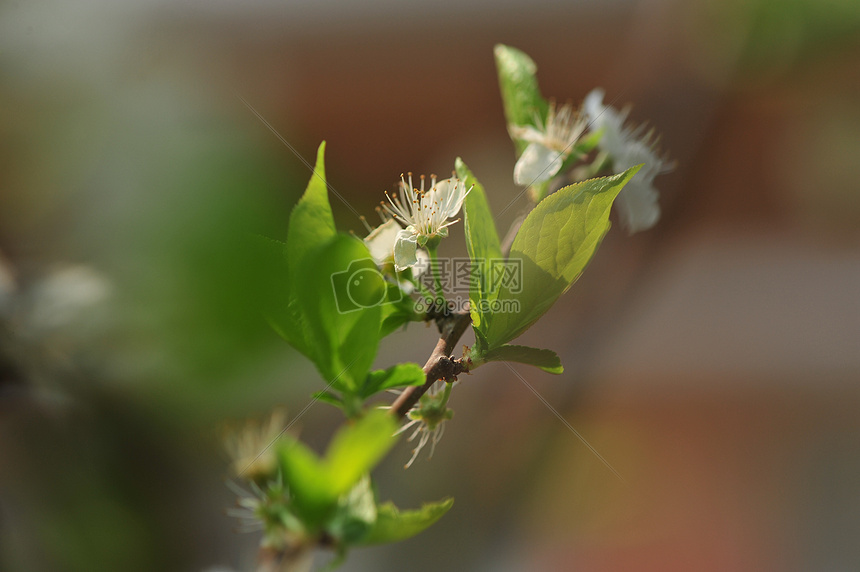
[389,311,472,419]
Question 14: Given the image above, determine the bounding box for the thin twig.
[390,311,472,419]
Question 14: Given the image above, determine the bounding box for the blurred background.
[1,0,859,570]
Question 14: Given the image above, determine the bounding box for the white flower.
[509,101,587,186]
[583,88,671,234]
[362,218,427,292]
[224,408,288,482]
[382,173,470,271]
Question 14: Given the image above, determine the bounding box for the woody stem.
[389,310,471,420]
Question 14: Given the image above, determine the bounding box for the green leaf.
[360,363,425,399]
[494,44,548,155]
[254,234,312,357]
[326,410,398,495]
[278,410,398,528]
[359,498,454,545]
[294,234,383,392]
[379,310,414,338]
[456,158,502,336]
[481,344,563,374]
[286,142,336,279]
[263,142,351,370]
[312,390,344,408]
[473,328,489,355]
[327,476,377,545]
[482,166,642,349]
[279,439,337,527]
[379,283,420,338]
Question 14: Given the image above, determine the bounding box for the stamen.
[359,215,371,233]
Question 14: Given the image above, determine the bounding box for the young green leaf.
[294,234,383,393]
[286,142,336,279]
[479,344,563,374]
[473,327,489,355]
[360,363,425,399]
[325,410,398,495]
[358,498,454,545]
[254,234,312,357]
[278,410,398,528]
[494,44,548,155]
[279,439,337,527]
[455,158,502,334]
[327,476,377,545]
[264,141,372,384]
[482,166,642,349]
[379,284,421,338]
[312,390,344,408]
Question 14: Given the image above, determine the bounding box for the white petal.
[582,88,606,124]
[616,178,660,234]
[615,140,664,180]
[509,124,546,144]
[364,219,400,265]
[513,142,563,186]
[393,229,419,271]
[398,278,415,294]
[433,177,467,217]
[412,249,430,278]
[427,177,453,208]
[446,180,469,217]
[583,88,626,158]
[613,140,664,233]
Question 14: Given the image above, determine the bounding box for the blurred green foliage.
[0,51,312,570]
[699,0,860,79]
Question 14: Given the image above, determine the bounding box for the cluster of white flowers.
[509,88,671,234]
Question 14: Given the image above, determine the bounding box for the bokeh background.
[2,0,859,570]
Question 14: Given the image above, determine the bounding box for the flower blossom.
[382,173,470,271]
[509,100,588,186]
[225,408,288,483]
[583,88,672,233]
[362,217,428,293]
[394,381,455,468]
